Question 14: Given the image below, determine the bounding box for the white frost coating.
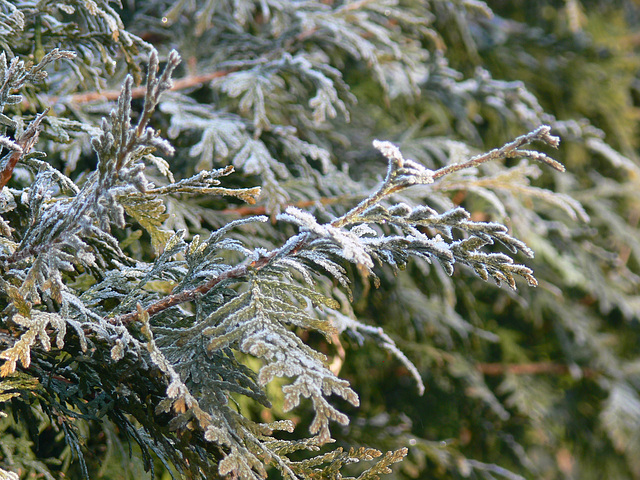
[373,139,404,166]
[279,207,374,268]
[351,224,377,237]
[0,135,22,153]
[373,139,434,184]
[0,467,19,480]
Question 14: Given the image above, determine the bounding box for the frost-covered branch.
[432,125,564,180]
[114,126,562,326]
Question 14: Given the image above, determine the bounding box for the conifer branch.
[112,127,559,325]
[114,262,249,325]
[113,230,314,325]
[331,140,435,228]
[432,125,564,180]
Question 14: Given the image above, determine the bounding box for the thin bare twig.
[48,69,233,106]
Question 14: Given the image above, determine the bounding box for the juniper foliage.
[1,1,640,479]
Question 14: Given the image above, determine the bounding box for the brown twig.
[115,263,247,325]
[49,69,233,106]
[476,362,599,378]
[0,146,23,190]
[0,108,49,189]
[113,234,309,325]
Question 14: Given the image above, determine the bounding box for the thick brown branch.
[476,362,598,378]
[110,194,362,325]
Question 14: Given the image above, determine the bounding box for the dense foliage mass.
[1,1,640,479]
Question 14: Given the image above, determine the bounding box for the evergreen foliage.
[1,1,640,479]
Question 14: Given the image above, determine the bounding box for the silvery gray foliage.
[0,31,564,477]
[8,1,637,479]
